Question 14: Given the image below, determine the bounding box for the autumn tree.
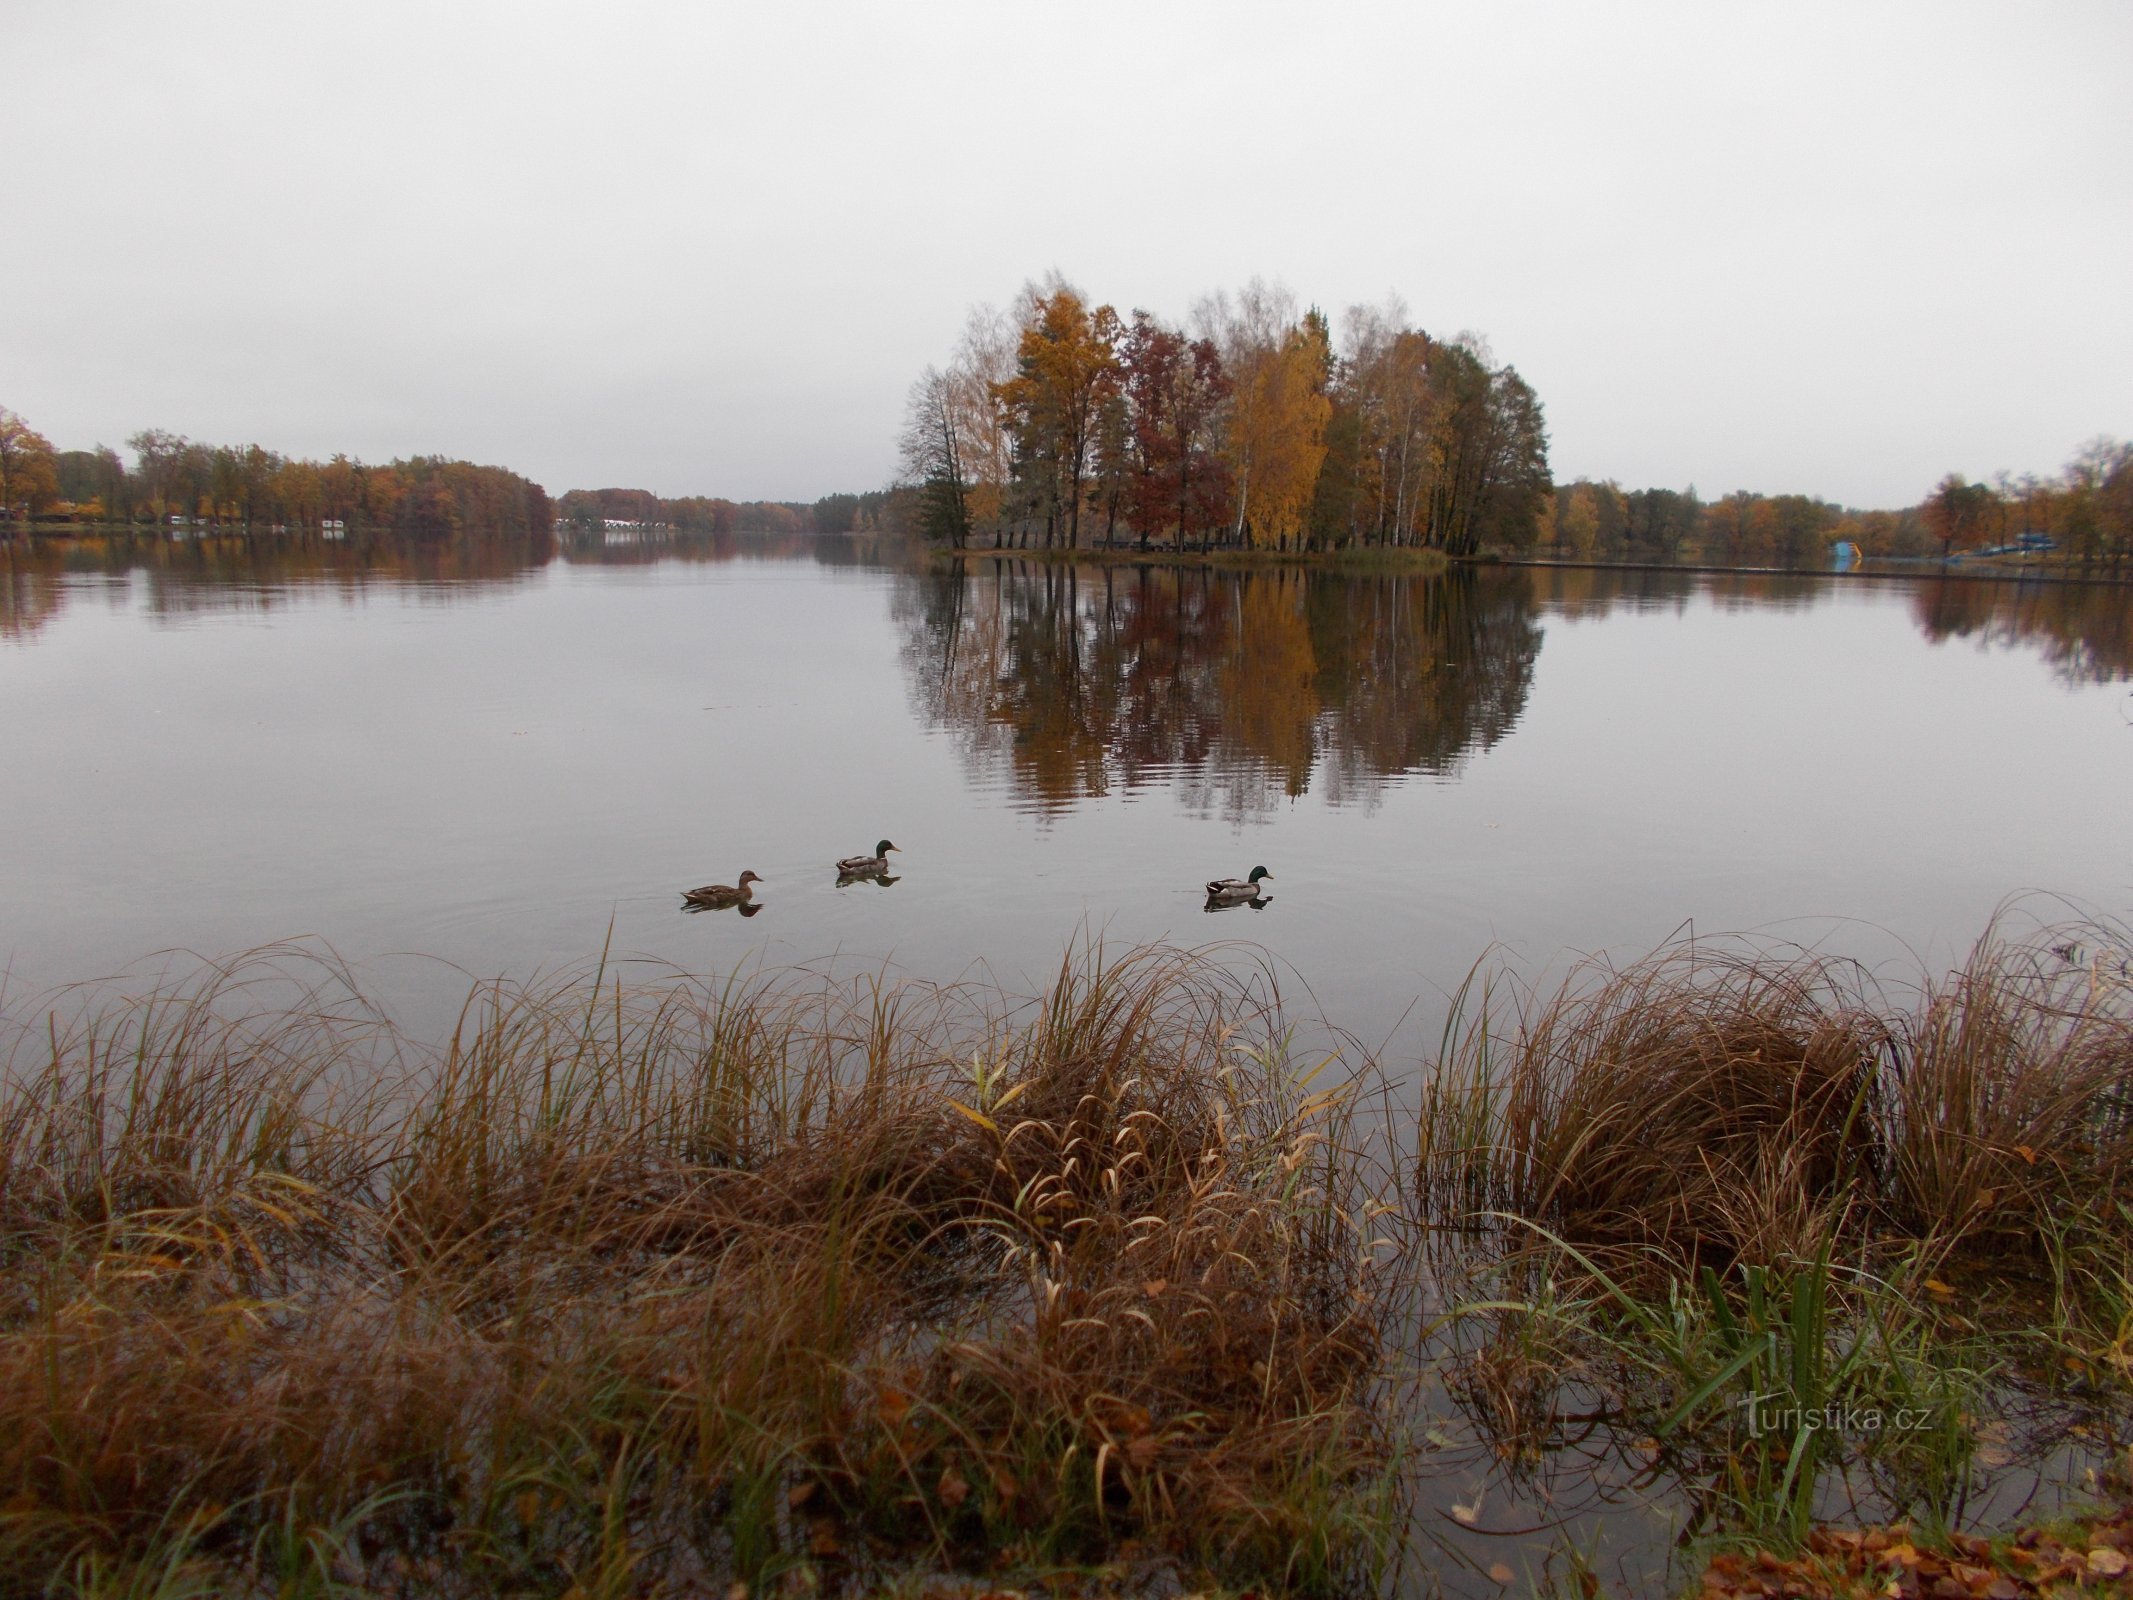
[1767,494,1837,566]
[1307,387,1365,550]
[1204,283,1331,551]
[1169,333,1233,548]
[899,365,971,548]
[127,428,190,522]
[1328,299,1437,547]
[1622,487,1699,557]
[0,408,60,520]
[940,304,1017,543]
[993,288,1121,549]
[55,447,127,521]
[1119,313,1184,550]
[586,487,663,526]
[1554,481,1606,554]
[1923,473,1998,561]
[2058,436,2133,568]
[1422,342,1549,556]
[557,489,604,531]
[1703,490,1766,560]
[1117,311,1233,550]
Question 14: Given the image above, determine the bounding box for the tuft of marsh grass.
[1414,911,2131,1555]
[1418,914,2133,1276]
[0,941,1405,1597]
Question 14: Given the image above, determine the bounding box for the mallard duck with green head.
[682,870,762,910]
[836,839,900,877]
[1205,866,1272,901]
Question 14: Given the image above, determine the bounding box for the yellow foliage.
[1226,321,1331,549]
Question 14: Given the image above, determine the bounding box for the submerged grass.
[1420,912,2133,1558]
[2,913,2130,1595]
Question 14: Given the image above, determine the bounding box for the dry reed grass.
[1417,914,2133,1274]
[1883,924,2133,1260]
[4,913,2129,1595]
[0,942,1401,1597]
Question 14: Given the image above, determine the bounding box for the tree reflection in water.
[0,525,890,641]
[0,559,65,642]
[0,526,559,637]
[1526,564,2133,689]
[894,559,1543,817]
[1908,575,2133,687]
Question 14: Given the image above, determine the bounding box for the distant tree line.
[1915,441,2133,568]
[8,386,2125,571]
[1537,437,2132,570]
[553,486,896,537]
[897,278,1551,556]
[1535,482,1872,567]
[0,406,550,538]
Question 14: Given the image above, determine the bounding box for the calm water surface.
[5,531,2133,1593]
[3,532,2130,1053]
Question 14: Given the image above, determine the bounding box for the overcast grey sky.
[7,1,2129,507]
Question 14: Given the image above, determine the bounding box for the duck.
[836,839,901,876]
[1206,866,1272,900]
[682,870,763,910]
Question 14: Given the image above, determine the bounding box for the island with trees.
[898,279,1549,559]
[897,277,2132,573]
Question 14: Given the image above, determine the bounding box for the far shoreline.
[1483,551,2133,586]
[935,541,2133,586]
[9,522,2130,585]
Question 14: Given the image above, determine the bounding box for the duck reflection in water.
[837,871,902,889]
[685,897,764,916]
[681,870,763,913]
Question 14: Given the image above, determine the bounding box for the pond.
[3,531,2127,1056]
[4,530,2133,1594]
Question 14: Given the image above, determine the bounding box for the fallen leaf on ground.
[1698,1499,2133,1600]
